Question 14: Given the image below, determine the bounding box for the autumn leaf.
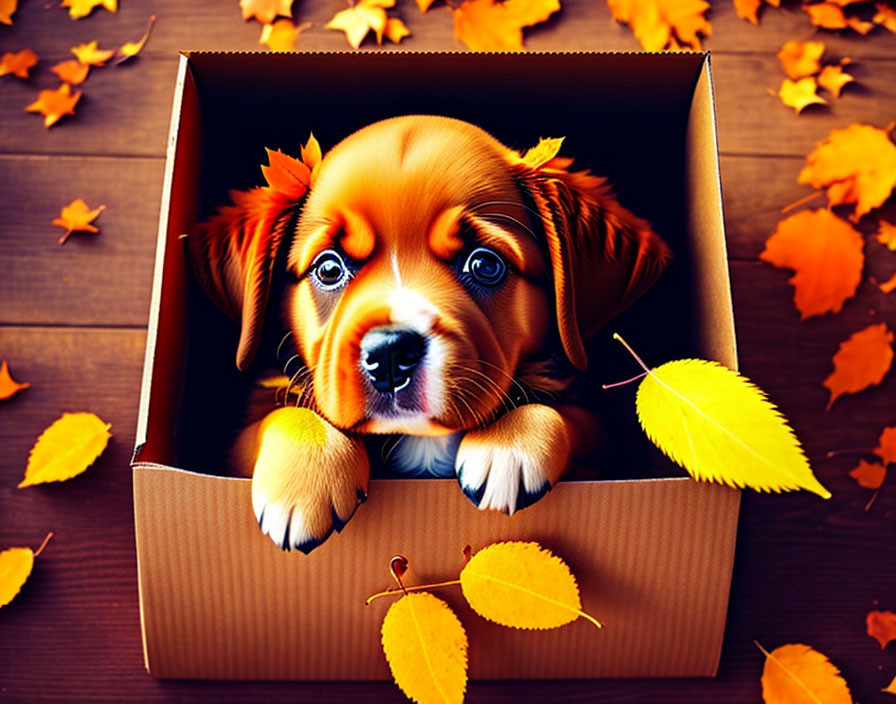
[417,0,436,11]
[52,199,106,244]
[0,49,38,79]
[878,221,896,251]
[778,77,826,114]
[71,40,115,67]
[0,0,17,24]
[453,0,559,51]
[381,592,468,704]
[760,209,863,319]
[805,2,848,30]
[301,132,322,174]
[758,642,852,704]
[867,610,896,649]
[798,123,896,221]
[881,273,896,294]
[51,60,90,85]
[459,541,601,629]
[733,0,778,24]
[0,361,29,400]
[875,425,896,465]
[241,0,294,24]
[19,412,112,488]
[606,0,711,52]
[850,459,886,489]
[0,534,52,609]
[875,3,896,33]
[823,323,894,409]
[114,15,156,64]
[777,40,824,80]
[260,18,310,51]
[261,148,312,201]
[26,83,81,128]
[521,136,564,169]
[61,0,116,20]
[817,65,853,98]
[326,0,408,49]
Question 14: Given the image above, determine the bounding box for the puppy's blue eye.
[311,250,349,290]
[462,247,506,287]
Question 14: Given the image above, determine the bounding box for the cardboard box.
[133,51,740,680]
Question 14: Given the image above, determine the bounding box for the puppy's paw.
[455,404,570,515]
[250,407,369,553]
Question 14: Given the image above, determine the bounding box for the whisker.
[474,212,539,242]
[475,359,531,404]
[276,331,294,360]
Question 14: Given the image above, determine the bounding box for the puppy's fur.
[189,115,670,552]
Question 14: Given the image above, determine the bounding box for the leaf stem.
[34,532,53,557]
[780,190,823,214]
[602,371,648,390]
[611,333,651,374]
[365,580,461,606]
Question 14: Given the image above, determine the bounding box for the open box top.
[132,51,740,680]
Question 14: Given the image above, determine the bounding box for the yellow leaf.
[114,14,156,64]
[259,18,310,51]
[817,65,853,99]
[777,40,824,80]
[758,642,853,704]
[301,132,322,173]
[885,673,896,695]
[521,136,564,169]
[633,356,830,498]
[453,0,559,52]
[61,0,116,20]
[778,77,826,114]
[381,592,467,704]
[0,534,52,609]
[20,412,111,488]
[326,0,395,49]
[459,541,601,629]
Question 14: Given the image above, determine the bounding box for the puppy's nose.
[360,327,427,393]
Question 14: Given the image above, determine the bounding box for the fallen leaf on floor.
[777,40,824,79]
[52,199,106,244]
[19,412,112,488]
[778,77,826,113]
[733,0,779,25]
[453,0,559,51]
[260,18,310,50]
[51,59,90,85]
[875,3,896,32]
[885,674,896,695]
[460,541,602,629]
[758,642,852,704]
[326,0,408,49]
[875,425,896,465]
[868,610,896,649]
[71,40,115,66]
[847,16,875,35]
[823,323,894,409]
[817,65,853,98]
[0,360,30,400]
[61,0,116,20]
[798,123,896,221]
[381,592,468,704]
[115,15,157,64]
[241,0,294,24]
[417,0,436,11]
[25,84,81,128]
[804,2,848,30]
[760,209,863,319]
[0,49,38,79]
[606,0,711,51]
[878,221,896,251]
[0,534,53,609]
[850,459,886,489]
[881,273,896,293]
[0,0,18,24]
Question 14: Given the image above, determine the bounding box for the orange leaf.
[868,610,896,649]
[0,49,38,79]
[259,18,310,51]
[52,198,106,244]
[778,77,826,114]
[20,412,112,488]
[758,642,853,704]
[846,16,875,35]
[874,425,896,465]
[880,272,896,294]
[114,14,156,64]
[817,65,853,98]
[301,133,322,173]
[71,40,115,66]
[0,360,29,400]
[823,323,894,409]
[0,0,18,24]
[798,123,896,221]
[51,59,90,85]
[261,149,311,201]
[26,83,81,129]
[241,0,294,24]
[384,16,410,43]
[417,0,436,11]
[326,0,396,49]
[878,221,896,251]
[61,0,116,19]
[453,0,559,51]
[875,3,896,33]
[849,459,886,489]
[606,0,711,52]
[760,209,863,319]
[805,2,848,30]
[777,40,824,80]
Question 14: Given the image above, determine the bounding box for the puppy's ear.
[187,143,319,370]
[511,147,671,370]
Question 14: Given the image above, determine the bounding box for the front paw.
[455,404,570,515]
[250,408,369,553]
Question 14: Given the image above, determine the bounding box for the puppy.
[188,115,670,553]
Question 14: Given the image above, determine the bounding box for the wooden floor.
[2,1,896,702]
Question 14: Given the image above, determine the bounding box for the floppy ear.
[511,150,672,370]
[187,141,320,371]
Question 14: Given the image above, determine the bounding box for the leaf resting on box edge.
[19,412,111,488]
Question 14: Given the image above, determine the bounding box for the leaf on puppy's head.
[520,136,565,169]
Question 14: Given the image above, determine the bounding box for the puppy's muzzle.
[360,326,427,393]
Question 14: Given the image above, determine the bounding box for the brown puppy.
[189,115,670,552]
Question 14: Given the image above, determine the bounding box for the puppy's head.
[190,115,670,435]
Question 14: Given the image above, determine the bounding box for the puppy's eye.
[462,247,506,287]
[311,250,350,291]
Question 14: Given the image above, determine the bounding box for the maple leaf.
[241,0,294,24]
[878,221,896,251]
[71,40,115,66]
[453,0,559,51]
[52,199,106,244]
[26,83,82,128]
[733,0,779,25]
[777,40,824,80]
[875,3,896,33]
[778,77,826,114]
[300,132,322,173]
[0,360,29,400]
[823,323,895,409]
[606,0,711,52]
[760,209,864,319]
[114,15,156,64]
[817,65,853,98]
[0,534,52,609]
[326,0,407,49]
[51,59,90,85]
[0,0,17,24]
[758,642,852,704]
[384,16,410,43]
[875,425,896,465]
[19,412,112,488]
[0,49,38,79]
[881,272,896,294]
[850,459,886,489]
[61,0,116,20]
[805,2,848,30]
[799,123,896,221]
[867,610,896,649]
[260,18,310,51]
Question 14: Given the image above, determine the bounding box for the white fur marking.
[387,287,437,333]
[391,433,463,477]
[391,251,402,287]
